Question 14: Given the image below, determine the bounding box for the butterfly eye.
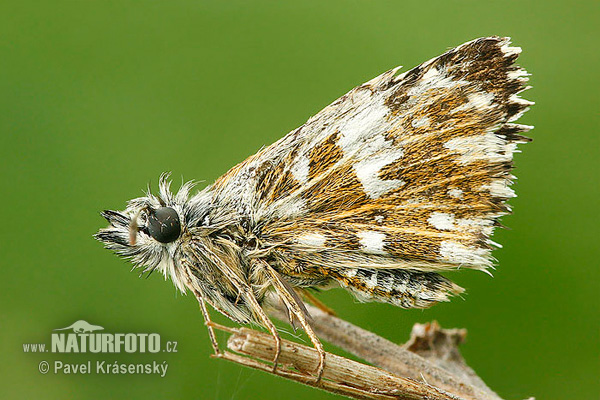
[147,207,181,243]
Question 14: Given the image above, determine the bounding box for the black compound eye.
[147,207,181,243]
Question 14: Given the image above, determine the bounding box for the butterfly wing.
[206,37,532,308]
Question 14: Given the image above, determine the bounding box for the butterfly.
[96,36,533,382]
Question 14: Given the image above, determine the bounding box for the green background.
[2,1,598,399]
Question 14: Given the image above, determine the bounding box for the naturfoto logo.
[51,320,161,353]
[25,320,177,377]
[23,320,177,355]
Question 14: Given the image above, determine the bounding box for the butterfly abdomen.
[332,268,463,309]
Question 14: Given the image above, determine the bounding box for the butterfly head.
[95,174,204,291]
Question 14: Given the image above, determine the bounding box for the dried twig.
[218,325,457,400]
[210,301,524,400]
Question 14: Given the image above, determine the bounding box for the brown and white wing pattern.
[205,37,533,308]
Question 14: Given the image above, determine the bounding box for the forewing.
[209,37,533,274]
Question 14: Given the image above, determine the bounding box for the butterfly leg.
[238,285,282,373]
[260,262,326,383]
[197,297,221,356]
[192,250,283,372]
[181,262,221,355]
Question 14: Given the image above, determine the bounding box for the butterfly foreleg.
[197,296,221,355]
[191,245,283,371]
[182,262,221,356]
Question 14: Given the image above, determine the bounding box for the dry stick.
[217,325,459,400]
[213,301,512,400]
[270,303,502,400]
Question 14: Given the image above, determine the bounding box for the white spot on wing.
[421,67,439,81]
[408,70,468,96]
[467,92,495,109]
[364,273,378,289]
[337,101,389,154]
[354,151,405,199]
[335,99,405,198]
[357,231,387,255]
[448,188,463,199]
[290,154,310,184]
[428,212,455,231]
[342,269,357,278]
[273,196,306,218]
[481,179,516,198]
[440,241,492,268]
[297,232,326,247]
[444,133,516,164]
[429,212,497,235]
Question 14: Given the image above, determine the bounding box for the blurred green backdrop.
[1,1,598,399]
